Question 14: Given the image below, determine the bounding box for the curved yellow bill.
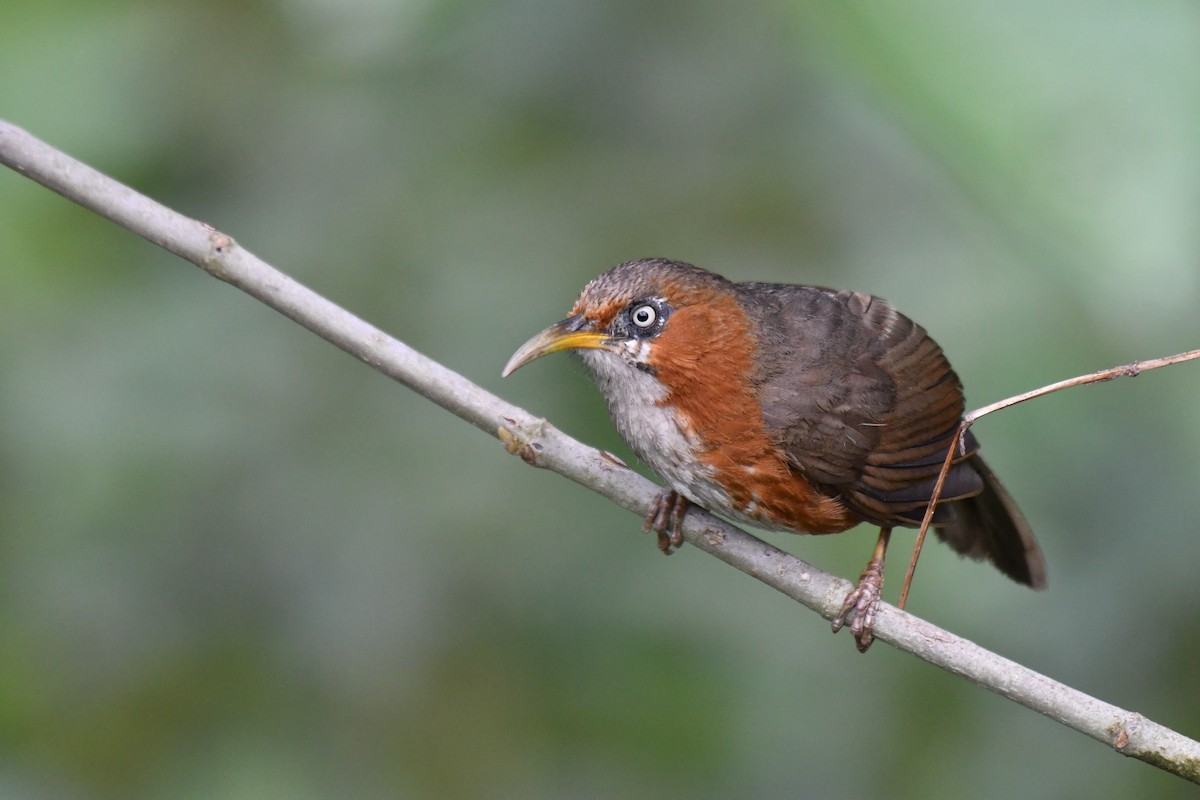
[502,318,615,377]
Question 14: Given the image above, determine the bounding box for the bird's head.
[501,258,739,379]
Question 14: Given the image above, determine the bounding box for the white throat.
[576,348,735,513]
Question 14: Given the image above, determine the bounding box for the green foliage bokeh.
[1,1,1199,798]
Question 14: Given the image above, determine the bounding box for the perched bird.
[503,258,1046,650]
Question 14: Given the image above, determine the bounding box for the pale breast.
[577,349,737,514]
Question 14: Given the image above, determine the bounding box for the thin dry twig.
[2,119,1199,784]
[966,351,1200,423]
[897,348,1200,609]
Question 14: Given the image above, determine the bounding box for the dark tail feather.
[934,454,1047,589]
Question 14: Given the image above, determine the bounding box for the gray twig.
[2,119,1197,783]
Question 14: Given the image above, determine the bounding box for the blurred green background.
[2,0,1199,797]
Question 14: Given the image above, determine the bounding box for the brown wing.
[741,283,1046,587]
[742,284,977,518]
[744,285,891,486]
[834,289,983,526]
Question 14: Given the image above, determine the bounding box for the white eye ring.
[631,304,657,328]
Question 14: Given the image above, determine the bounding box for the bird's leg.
[642,489,690,554]
[832,526,892,652]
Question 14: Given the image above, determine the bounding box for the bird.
[502,258,1046,650]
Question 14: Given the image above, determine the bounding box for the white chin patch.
[621,338,653,365]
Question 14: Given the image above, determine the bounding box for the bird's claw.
[642,489,690,554]
[831,560,885,652]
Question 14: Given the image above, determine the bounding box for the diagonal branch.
[2,119,1198,783]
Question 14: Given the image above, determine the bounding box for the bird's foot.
[642,489,690,554]
[831,558,885,652]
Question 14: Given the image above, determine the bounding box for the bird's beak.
[502,315,614,377]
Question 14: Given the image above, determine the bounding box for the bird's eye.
[630,304,657,328]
